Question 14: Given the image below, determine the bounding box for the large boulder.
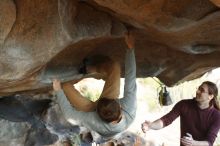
[0,0,220,95]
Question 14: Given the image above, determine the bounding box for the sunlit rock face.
[0,0,220,94]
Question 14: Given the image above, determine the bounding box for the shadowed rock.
[24,128,58,146]
[43,103,80,139]
[0,96,58,145]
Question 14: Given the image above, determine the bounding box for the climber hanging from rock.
[52,30,137,144]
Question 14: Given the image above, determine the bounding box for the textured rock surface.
[0,0,220,94]
[0,119,29,146]
[0,93,81,146]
